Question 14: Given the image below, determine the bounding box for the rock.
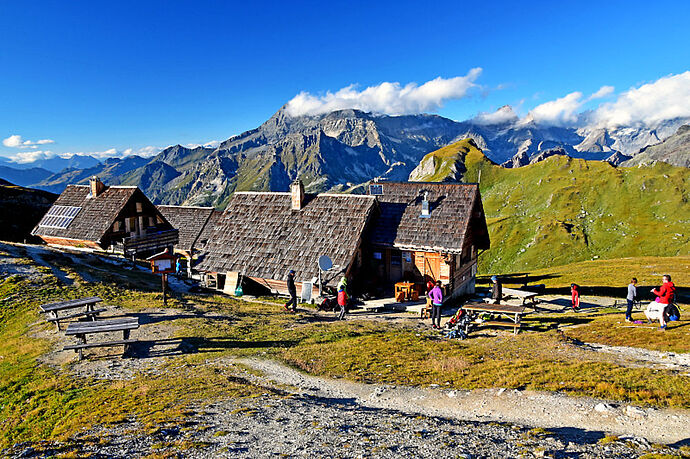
[625,406,646,418]
[496,388,506,396]
[594,403,613,413]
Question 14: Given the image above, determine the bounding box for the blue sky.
[1,0,689,160]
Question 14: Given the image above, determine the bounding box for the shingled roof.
[32,185,139,243]
[368,182,489,253]
[196,192,377,284]
[157,205,216,252]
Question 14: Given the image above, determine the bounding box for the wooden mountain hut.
[32,177,178,257]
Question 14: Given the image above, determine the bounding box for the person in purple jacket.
[429,280,444,329]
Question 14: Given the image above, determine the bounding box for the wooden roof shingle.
[157,205,216,252]
[31,185,139,243]
[368,182,489,253]
[196,192,377,284]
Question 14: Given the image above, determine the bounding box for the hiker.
[337,283,348,320]
[429,280,443,329]
[490,275,502,304]
[625,278,638,322]
[571,283,580,311]
[338,276,348,293]
[175,257,182,279]
[645,274,676,330]
[426,278,434,294]
[284,270,298,312]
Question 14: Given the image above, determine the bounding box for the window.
[391,251,402,266]
[37,205,81,229]
[148,216,155,227]
[136,202,143,213]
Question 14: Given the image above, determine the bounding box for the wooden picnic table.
[39,296,106,331]
[502,287,539,305]
[462,302,526,335]
[64,317,140,361]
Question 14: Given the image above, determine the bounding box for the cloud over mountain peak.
[285,69,483,117]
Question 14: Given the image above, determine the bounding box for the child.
[571,283,580,311]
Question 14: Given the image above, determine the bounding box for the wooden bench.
[64,317,139,361]
[501,287,539,305]
[462,303,526,335]
[40,296,104,331]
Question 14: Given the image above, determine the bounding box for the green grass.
[2,250,690,449]
[417,141,690,274]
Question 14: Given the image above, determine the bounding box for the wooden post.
[162,273,167,306]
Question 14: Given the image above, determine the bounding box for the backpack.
[667,303,680,321]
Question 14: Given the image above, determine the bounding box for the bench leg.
[52,311,61,331]
[123,330,131,356]
[77,334,86,361]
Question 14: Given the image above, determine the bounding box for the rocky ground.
[2,242,690,457]
[3,388,672,458]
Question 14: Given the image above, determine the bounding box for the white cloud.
[473,105,519,125]
[3,135,23,148]
[588,85,615,101]
[184,140,220,149]
[9,150,57,164]
[526,91,585,126]
[285,69,483,117]
[525,85,615,126]
[2,134,55,148]
[593,71,690,128]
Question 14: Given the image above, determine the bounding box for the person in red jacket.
[337,285,348,321]
[645,274,676,330]
[571,283,580,311]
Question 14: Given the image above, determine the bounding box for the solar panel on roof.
[37,205,82,229]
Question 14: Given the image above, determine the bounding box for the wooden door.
[389,249,403,282]
[415,252,441,281]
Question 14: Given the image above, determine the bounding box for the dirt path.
[232,357,690,445]
[574,341,690,373]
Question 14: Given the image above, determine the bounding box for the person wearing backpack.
[645,274,676,330]
[337,284,348,321]
[284,270,298,313]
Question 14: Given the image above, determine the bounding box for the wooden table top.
[462,303,525,314]
[65,317,139,335]
[40,296,102,312]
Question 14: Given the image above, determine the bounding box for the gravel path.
[3,386,668,459]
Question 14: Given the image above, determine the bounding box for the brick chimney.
[89,176,105,197]
[291,179,305,211]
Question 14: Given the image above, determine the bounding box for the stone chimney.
[291,179,305,211]
[89,176,105,198]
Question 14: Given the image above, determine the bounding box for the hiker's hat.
[491,275,497,282]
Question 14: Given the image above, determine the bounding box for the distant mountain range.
[0,154,100,173]
[1,107,689,204]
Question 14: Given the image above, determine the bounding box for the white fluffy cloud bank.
[525,85,614,126]
[593,72,690,128]
[3,134,55,149]
[286,69,483,117]
[523,72,690,128]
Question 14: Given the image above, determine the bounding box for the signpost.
[147,249,176,306]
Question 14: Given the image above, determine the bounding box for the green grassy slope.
[408,138,480,182]
[415,141,690,273]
